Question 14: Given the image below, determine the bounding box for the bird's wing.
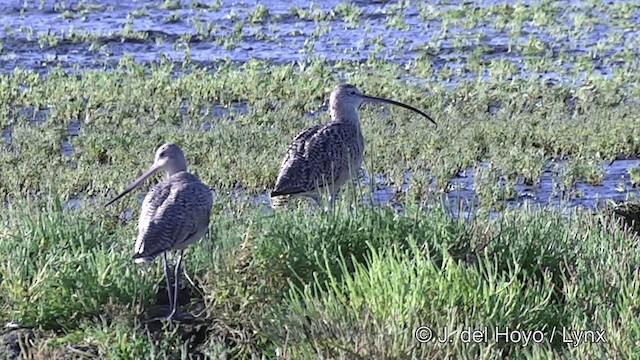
[275,123,324,173]
[134,173,213,259]
[272,122,354,196]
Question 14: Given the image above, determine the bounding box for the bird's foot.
[165,310,194,322]
[144,312,193,324]
[143,305,193,324]
[166,307,177,321]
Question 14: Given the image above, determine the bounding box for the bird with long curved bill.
[105,143,213,321]
[271,84,437,209]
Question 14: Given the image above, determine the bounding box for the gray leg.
[162,252,173,311]
[167,250,184,321]
[325,192,337,212]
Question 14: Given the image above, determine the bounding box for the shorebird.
[270,84,436,209]
[105,143,213,321]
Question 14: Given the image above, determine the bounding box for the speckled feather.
[133,172,213,262]
[270,83,435,208]
[271,121,364,197]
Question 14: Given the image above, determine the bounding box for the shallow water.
[358,159,640,216]
[5,0,640,215]
[66,157,640,219]
[223,158,640,217]
[1,0,639,85]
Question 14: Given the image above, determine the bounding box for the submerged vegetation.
[1,0,640,359]
[0,58,639,210]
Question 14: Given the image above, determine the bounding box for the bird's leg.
[167,250,184,321]
[162,252,173,312]
[324,192,337,213]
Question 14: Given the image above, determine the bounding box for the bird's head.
[104,142,187,207]
[328,83,437,127]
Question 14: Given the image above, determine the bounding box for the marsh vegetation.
[1,0,640,359]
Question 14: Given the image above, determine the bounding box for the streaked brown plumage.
[105,142,213,321]
[271,84,436,209]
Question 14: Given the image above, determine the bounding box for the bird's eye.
[350,90,356,95]
[159,151,166,157]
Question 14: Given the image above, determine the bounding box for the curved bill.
[362,94,437,128]
[104,164,160,207]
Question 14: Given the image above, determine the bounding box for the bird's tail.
[132,253,155,263]
[270,194,290,208]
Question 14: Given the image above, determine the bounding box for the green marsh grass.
[3,1,640,356]
[0,58,639,212]
[1,195,639,358]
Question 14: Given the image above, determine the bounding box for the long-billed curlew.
[105,143,213,321]
[270,84,436,209]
